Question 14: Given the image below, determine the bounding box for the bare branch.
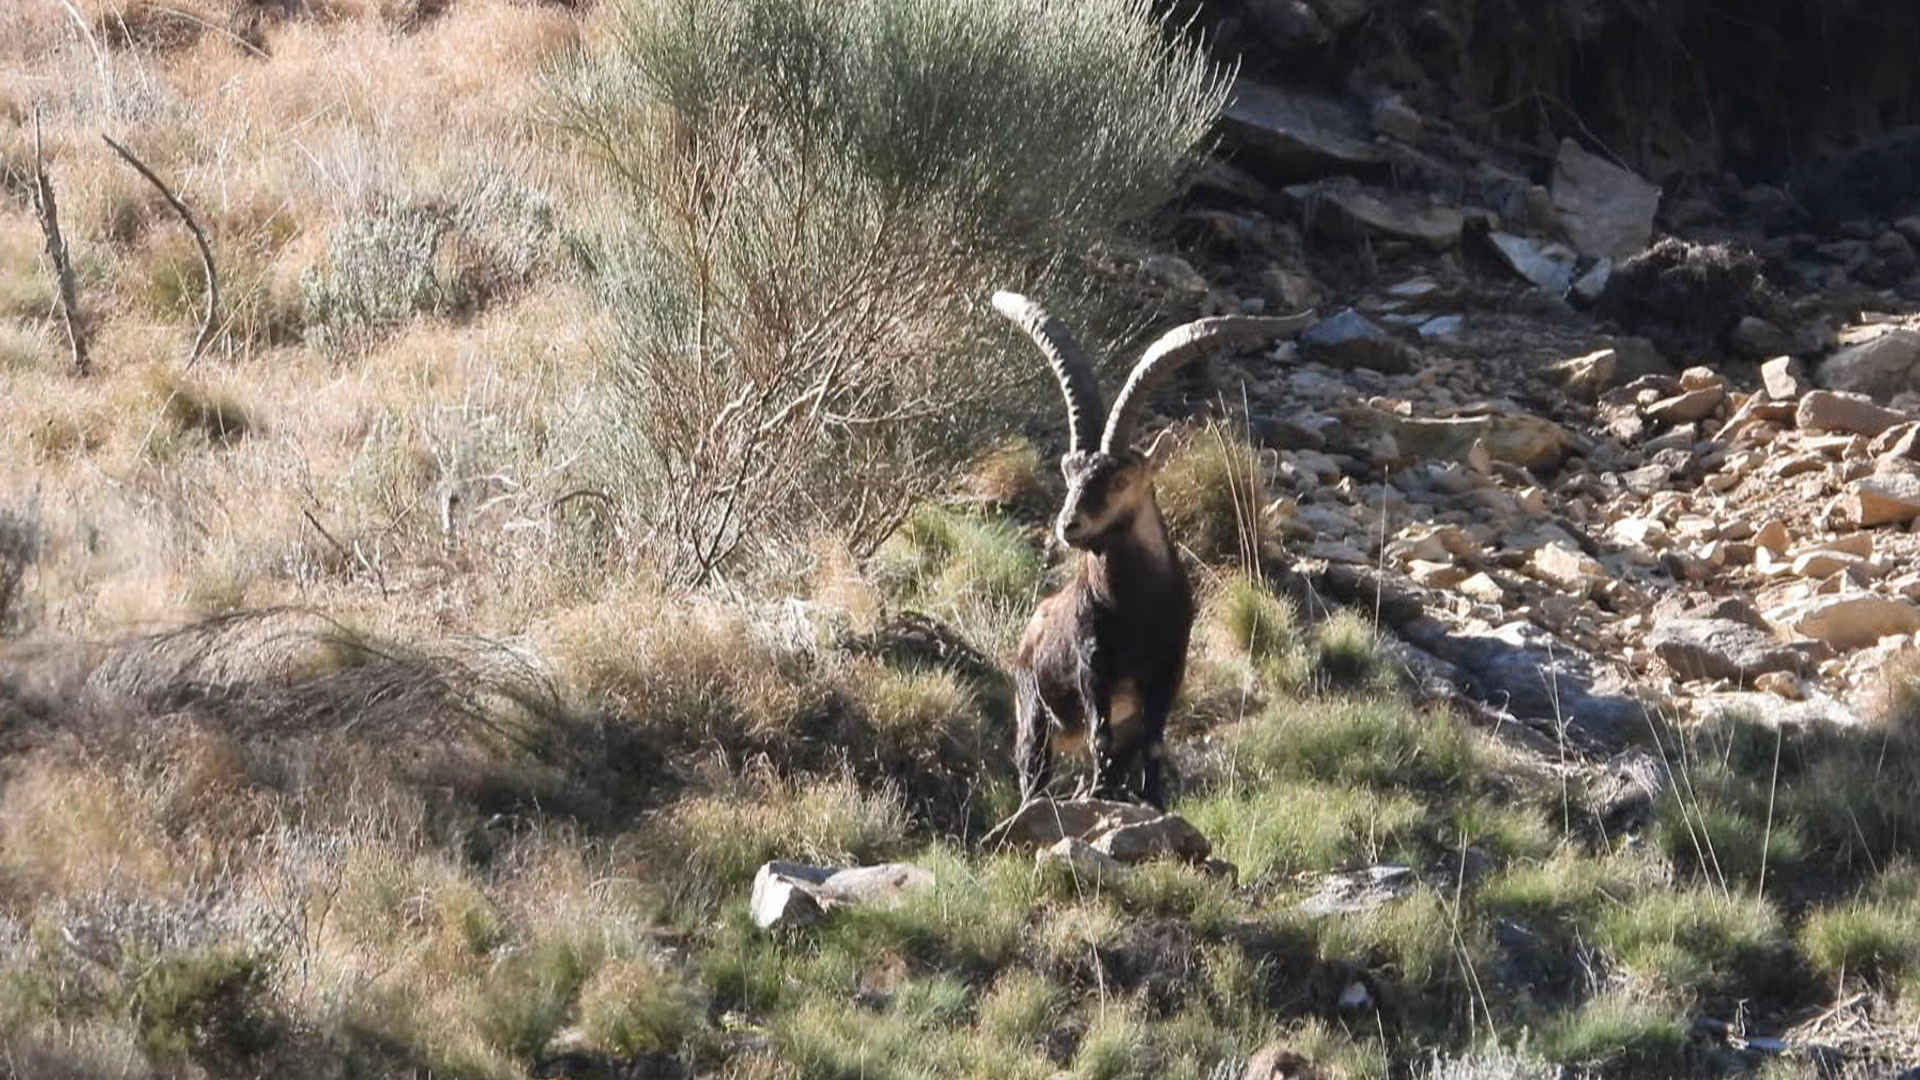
[102,133,219,366]
[30,108,89,376]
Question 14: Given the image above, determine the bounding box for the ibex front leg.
[1013,668,1053,803]
[1077,641,1123,800]
[1135,680,1179,810]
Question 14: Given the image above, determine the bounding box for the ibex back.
[993,292,1311,807]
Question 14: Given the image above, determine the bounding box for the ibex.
[993,292,1311,808]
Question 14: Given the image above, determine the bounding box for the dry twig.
[102,133,219,365]
[30,109,88,375]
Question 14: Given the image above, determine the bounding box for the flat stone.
[1678,365,1726,392]
[1644,387,1725,425]
[1487,231,1579,294]
[1791,550,1868,578]
[1370,94,1422,141]
[1552,348,1618,400]
[1341,405,1572,471]
[1797,390,1906,436]
[1529,542,1605,592]
[1221,80,1385,181]
[1404,619,1647,751]
[1037,837,1126,878]
[1408,559,1471,588]
[1287,179,1464,250]
[1648,617,1818,682]
[1551,138,1660,261]
[984,798,1161,850]
[1298,310,1418,373]
[1298,864,1415,915]
[750,861,936,929]
[1870,421,1920,458]
[1753,519,1791,555]
[1091,815,1213,865]
[750,868,826,929]
[1141,253,1210,295]
[1457,572,1506,604]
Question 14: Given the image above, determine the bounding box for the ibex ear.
[1142,428,1179,472]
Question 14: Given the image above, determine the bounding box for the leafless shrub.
[553,0,1227,584]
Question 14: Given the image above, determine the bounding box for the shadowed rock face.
[1203,0,1920,186]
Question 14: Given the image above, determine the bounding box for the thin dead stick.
[102,133,219,366]
[31,108,89,375]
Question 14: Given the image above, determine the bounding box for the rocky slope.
[1137,64,1920,757]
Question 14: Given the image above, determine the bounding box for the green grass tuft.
[1539,992,1688,1071]
[1313,610,1389,692]
[1799,888,1920,993]
[1595,886,1786,1003]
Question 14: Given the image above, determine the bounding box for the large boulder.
[1767,594,1920,652]
[1551,138,1661,262]
[1649,618,1821,682]
[1817,326,1920,402]
[1796,390,1907,436]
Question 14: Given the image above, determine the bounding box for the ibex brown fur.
[993,292,1309,807]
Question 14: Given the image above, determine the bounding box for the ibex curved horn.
[1101,312,1315,456]
[992,291,1106,456]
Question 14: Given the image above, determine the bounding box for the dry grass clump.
[541,590,825,760]
[575,954,710,1057]
[0,759,183,898]
[648,771,908,915]
[1154,423,1268,564]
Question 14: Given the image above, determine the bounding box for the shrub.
[872,504,1042,654]
[652,773,907,913]
[975,970,1060,1050]
[151,372,253,446]
[301,182,553,352]
[554,0,1227,583]
[132,946,275,1070]
[1232,695,1489,798]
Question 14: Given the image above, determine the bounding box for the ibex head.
[992,291,1311,552]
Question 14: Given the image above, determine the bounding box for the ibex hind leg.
[1013,669,1053,804]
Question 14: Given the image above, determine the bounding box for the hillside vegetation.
[4,2,1920,1079]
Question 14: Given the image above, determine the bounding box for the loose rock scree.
[994,291,1310,807]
